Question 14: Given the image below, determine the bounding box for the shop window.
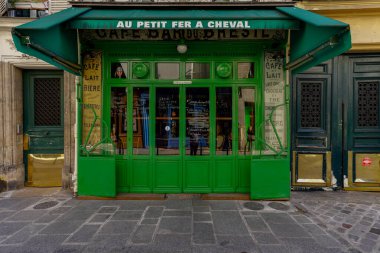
[156,87,180,155]
[155,63,180,80]
[111,62,128,79]
[216,88,232,155]
[185,63,210,79]
[238,62,254,79]
[186,88,210,156]
[111,87,127,155]
[238,87,255,155]
[133,87,150,155]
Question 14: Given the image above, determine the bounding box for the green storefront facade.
[12,3,351,199]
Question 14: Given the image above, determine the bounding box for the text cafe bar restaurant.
[12,2,351,199]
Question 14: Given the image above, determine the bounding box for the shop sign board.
[81,29,285,41]
[82,52,102,150]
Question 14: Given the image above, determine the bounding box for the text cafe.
[12,3,351,198]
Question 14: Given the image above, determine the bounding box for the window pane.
[155,63,180,79]
[238,63,254,79]
[111,62,127,79]
[185,63,210,79]
[238,87,255,155]
[133,87,150,155]
[111,87,127,155]
[156,88,180,155]
[186,88,210,156]
[216,88,232,155]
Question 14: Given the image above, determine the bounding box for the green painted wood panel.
[214,158,235,192]
[183,160,211,192]
[130,159,152,192]
[154,160,182,192]
[116,158,128,192]
[237,157,250,192]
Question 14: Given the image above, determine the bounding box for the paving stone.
[291,215,312,224]
[49,206,72,215]
[216,235,259,253]
[118,201,153,210]
[0,245,28,253]
[259,245,291,253]
[245,216,270,232]
[83,234,128,253]
[268,202,290,211]
[302,224,326,235]
[280,237,332,253]
[34,213,60,224]
[66,224,101,243]
[53,245,85,253]
[260,213,295,224]
[88,214,111,223]
[193,212,212,222]
[57,209,95,222]
[158,217,191,234]
[1,224,45,245]
[144,206,164,219]
[111,210,143,220]
[359,220,372,226]
[0,222,29,237]
[23,234,68,253]
[5,210,46,222]
[212,211,249,235]
[0,211,15,221]
[40,220,84,235]
[359,238,377,252]
[269,223,311,238]
[193,222,215,244]
[209,201,239,210]
[97,206,118,213]
[252,232,279,244]
[240,211,258,216]
[163,210,192,216]
[163,200,192,210]
[140,218,159,225]
[313,235,341,248]
[154,234,191,250]
[193,206,210,213]
[98,220,137,235]
[369,227,380,235]
[131,225,156,244]
[348,234,360,243]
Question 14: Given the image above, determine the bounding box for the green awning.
[277,7,351,73]
[12,7,91,75]
[12,6,351,75]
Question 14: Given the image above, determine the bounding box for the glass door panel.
[155,87,180,155]
[133,87,150,155]
[238,87,255,155]
[186,88,210,156]
[111,87,127,155]
[216,87,233,155]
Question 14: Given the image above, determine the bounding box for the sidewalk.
[0,188,379,253]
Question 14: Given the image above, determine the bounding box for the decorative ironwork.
[300,82,322,128]
[357,81,379,127]
[34,78,61,126]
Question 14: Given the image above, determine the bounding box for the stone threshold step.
[77,193,250,200]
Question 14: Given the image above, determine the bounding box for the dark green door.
[23,70,64,187]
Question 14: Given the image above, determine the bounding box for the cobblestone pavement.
[0,188,379,253]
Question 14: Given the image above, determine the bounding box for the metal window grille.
[357,81,379,127]
[300,82,322,128]
[33,78,61,126]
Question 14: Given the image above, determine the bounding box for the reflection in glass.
[133,88,150,155]
[155,63,180,79]
[238,87,255,155]
[185,63,210,79]
[186,88,209,156]
[111,87,127,155]
[111,62,127,79]
[156,88,180,155]
[216,88,232,155]
[238,63,254,79]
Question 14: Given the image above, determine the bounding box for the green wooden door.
[23,70,64,187]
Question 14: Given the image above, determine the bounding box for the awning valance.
[12,6,351,75]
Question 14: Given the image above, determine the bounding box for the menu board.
[264,51,286,153]
[82,52,102,150]
[186,91,210,143]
